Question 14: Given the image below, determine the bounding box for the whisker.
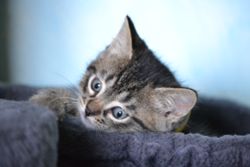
[47,97,79,106]
[54,73,83,97]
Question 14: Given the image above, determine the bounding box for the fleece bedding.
[0,85,250,167]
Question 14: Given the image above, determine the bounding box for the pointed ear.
[108,16,145,59]
[151,87,197,121]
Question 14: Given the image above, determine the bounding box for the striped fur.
[30,16,197,132]
[78,16,197,132]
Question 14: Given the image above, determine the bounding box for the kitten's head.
[78,16,197,132]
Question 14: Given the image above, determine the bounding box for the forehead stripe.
[120,93,132,103]
[131,116,150,130]
[105,74,115,83]
[126,105,136,110]
[101,69,107,76]
[87,65,96,73]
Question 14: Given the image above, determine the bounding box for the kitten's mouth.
[77,103,96,129]
[77,97,88,117]
[85,107,92,117]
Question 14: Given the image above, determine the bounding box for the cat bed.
[0,99,58,167]
[1,85,250,167]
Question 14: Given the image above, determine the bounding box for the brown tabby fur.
[30,16,197,132]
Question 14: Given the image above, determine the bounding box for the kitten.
[30,16,197,132]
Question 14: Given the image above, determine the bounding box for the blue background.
[8,0,250,106]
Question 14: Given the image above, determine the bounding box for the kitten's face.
[78,17,197,132]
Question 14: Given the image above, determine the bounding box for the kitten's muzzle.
[85,107,97,116]
[85,99,103,117]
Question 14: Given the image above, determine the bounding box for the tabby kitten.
[30,16,197,132]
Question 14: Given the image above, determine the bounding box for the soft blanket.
[0,99,58,167]
[0,85,250,167]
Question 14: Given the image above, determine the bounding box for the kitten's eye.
[111,107,128,120]
[91,77,102,92]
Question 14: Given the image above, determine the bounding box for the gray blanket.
[0,99,58,167]
[1,85,250,167]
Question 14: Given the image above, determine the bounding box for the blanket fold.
[1,85,250,167]
[0,99,58,167]
[58,117,250,167]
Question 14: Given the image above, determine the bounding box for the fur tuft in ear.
[108,16,145,59]
[151,87,197,131]
[109,17,132,58]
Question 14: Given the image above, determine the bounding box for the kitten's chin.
[78,105,96,129]
[80,114,96,129]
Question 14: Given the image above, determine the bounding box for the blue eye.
[111,107,128,120]
[91,77,102,92]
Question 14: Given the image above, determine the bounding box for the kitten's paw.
[30,89,79,120]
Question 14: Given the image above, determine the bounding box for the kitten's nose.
[86,99,103,116]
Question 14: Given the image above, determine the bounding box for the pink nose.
[86,99,103,116]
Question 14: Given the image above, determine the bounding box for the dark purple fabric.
[58,116,250,167]
[0,99,58,167]
[1,85,250,167]
[0,85,38,101]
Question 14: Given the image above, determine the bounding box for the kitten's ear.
[108,16,145,59]
[151,88,197,128]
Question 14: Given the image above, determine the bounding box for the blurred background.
[0,0,249,106]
